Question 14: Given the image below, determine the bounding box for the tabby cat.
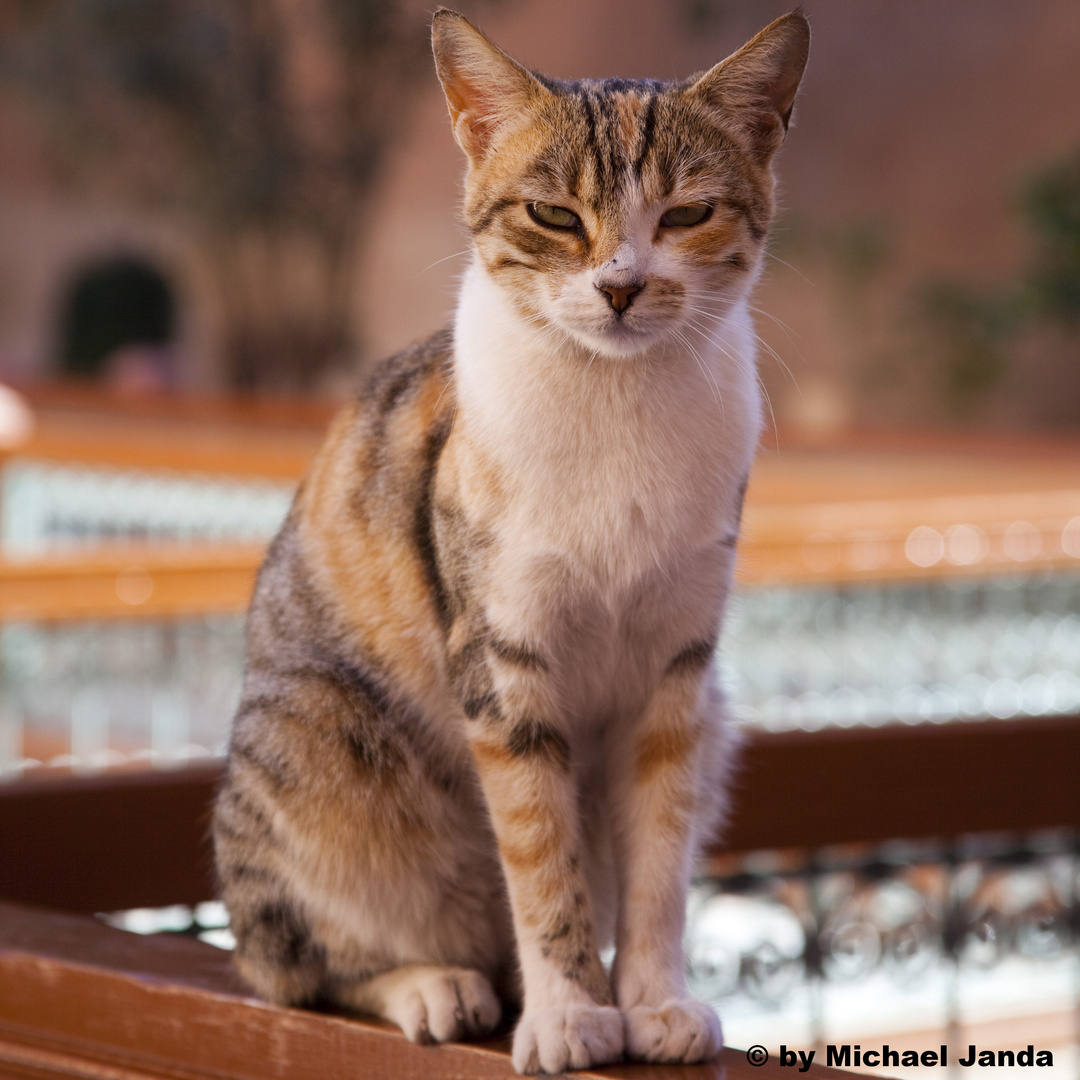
[213,8,808,1073]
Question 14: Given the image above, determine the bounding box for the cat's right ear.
[688,11,810,162]
[432,10,545,161]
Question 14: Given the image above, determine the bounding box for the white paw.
[387,967,501,1044]
[512,1004,624,1075]
[624,998,722,1064]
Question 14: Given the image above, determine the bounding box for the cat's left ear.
[688,11,810,161]
[432,9,548,161]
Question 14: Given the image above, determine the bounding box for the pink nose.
[599,283,643,314]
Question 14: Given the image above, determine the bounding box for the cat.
[213,8,808,1074]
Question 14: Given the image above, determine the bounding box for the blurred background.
[0,0,1076,426]
[0,2,1078,1079]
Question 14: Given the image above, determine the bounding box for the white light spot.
[984,678,1021,719]
[1062,516,1080,558]
[905,526,944,567]
[115,567,154,605]
[946,524,988,565]
[1002,520,1041,562]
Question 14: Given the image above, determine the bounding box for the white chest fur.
[453,259,762,598]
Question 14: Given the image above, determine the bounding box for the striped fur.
[214,9,807,1074]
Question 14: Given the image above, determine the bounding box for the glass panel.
[1,616,244,773]
[725,575,1080,731]
[1,460,293,553]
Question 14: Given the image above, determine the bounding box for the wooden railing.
[2,714,1077,1079]
[12,381,333,479]
[1,897,865,1080]
[3,715,1078,914]
[0,542,265,621]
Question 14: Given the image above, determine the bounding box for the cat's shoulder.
[298,325,458,508]
[358,324,457,423]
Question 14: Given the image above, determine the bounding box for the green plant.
[1021,146,1080,324]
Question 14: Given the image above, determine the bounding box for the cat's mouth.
[564,307,676,359]
[547,273,695,359]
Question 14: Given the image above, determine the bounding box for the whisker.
[671,325,726,426]
[415,249,470,278]
[683,313,780,436]
[764,250,813,285]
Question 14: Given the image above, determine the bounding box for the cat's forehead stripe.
[632,96,657,178]
[568,84,666,204]
[578,93,608,192]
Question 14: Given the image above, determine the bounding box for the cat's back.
[213,326,516,1004]
[249,328,459,707]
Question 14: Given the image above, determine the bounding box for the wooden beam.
[0,544,263,622]
[2,718,1076,914]
[0,764,221,913]
[719,713,1080,855]
[0,901,855,1080]
[16,382,332,481]
[739,486,1080,586]
[3,493,1080,622]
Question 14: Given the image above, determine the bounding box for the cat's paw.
[624,998,722,1064]
[386,967,502,1044]
[512,1004,624,1074]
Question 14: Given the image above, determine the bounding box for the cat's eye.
[660,204,713,228]
[528,202,581,230]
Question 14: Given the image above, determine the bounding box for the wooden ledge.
[0,902,854,1080]
[0,542,265,622]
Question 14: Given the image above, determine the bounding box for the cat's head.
[433,9,809,361]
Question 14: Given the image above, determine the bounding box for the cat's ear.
[432,10,547,161]
[688,11,810,161]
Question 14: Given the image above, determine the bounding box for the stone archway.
[57,255,176,386]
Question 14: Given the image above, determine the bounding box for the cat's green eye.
[660,204,713,228]
[528,202,581,230]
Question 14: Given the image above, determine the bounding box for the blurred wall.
[356,0,1080,430]
[0,0,1078,427]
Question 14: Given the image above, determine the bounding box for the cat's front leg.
[457,634,623,1075]
[609,654,726,1064]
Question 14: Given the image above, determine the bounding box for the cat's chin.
[562,322,672,362]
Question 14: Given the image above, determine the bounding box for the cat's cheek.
[542,295,610,352]
[546,276,595,319]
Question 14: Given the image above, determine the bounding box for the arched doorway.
[57,256,177,386]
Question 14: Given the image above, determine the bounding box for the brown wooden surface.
[0,900,855,1080]
[718,713,1080,855]
[743,437,1080,585]
[741,483,1080,585]
[16,545,259,620]
[3,717,1076,915]
[15,382,333,481]
[0,543,264,622]
[0,763,221,913]
[17,381,340,427]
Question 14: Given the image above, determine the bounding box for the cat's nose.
[598,282,644,314]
